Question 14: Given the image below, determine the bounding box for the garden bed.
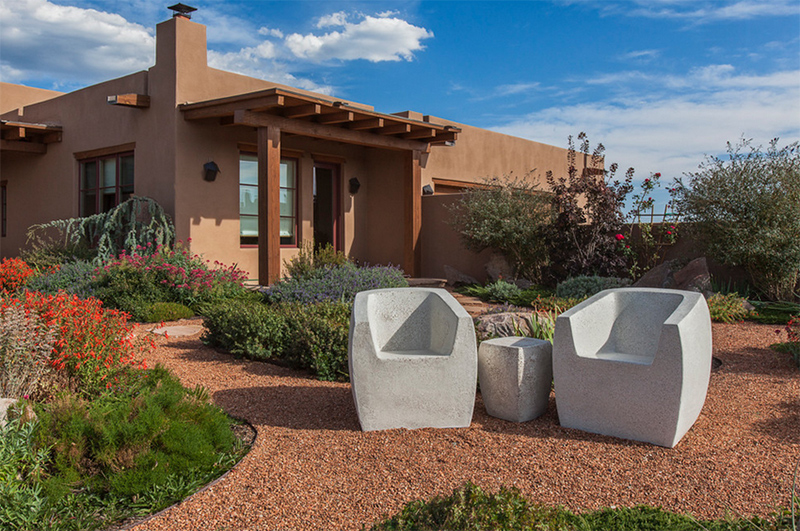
[131,319,799,531]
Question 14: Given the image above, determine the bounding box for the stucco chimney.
[153,13,208,100]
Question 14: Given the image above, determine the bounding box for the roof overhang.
[1,120,63,154]
[179,87,460,152]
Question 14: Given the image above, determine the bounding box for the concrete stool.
[478,337,553,422]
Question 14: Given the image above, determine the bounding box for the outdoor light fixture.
[349,177,361,194]
[422,184,434,196]
[168,3,197,19]
[203,161,220,181]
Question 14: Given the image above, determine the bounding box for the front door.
[313,163,341,251]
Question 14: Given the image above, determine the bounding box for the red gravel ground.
[130,320,799,531]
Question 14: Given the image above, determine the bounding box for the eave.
[0,120,63,154]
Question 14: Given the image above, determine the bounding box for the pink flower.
[654,172,661,178]
[615,234,625,241]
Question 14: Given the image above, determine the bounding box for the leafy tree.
[671,138,800,301]
[448,175,551,282]
[544,133,634,283]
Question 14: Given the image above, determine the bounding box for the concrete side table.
[478,337,553,422]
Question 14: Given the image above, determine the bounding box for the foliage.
[284,240,351,280]
[750,301,800,325]
[556,275,631,300]
[25,260,97,299]
[457,284,581,312]
[772,316,800,368]
[545,133,634,283]
[93,242,250,320]
[202,300,287,360]
[140,302,194,323]
[621,172,679,280]
[526,310,558,343]
[265,262,407,304]
[448,175,551,281]
[5,291,151,396]
[368,482,787,531]
[279,301,351,381]
[484,279,522,303]
[25,196,176,265]
[0,302,56,399]
[0,257,35,294]
[671,138,800,301]
[707,293,753,323]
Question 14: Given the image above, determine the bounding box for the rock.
[0,398,17,427]
[485,253,514,282]
[672,257,711,294]
[475,312,533,339]
[633,261,677,289]
[513,279,533,290]
[444,265,479,286]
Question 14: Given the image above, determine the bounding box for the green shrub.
[278,301,352,381]
[749,301,800,325]
[25,260,97,299]
[771,316,800,368]
[0,302,56,399]
[707,292,753,323]
[556,275,631,299]
[284,240,350,280]
[141,302,194,323]
[484,279,522,303]
[202,300,286,360]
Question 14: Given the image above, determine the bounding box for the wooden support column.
[258,126,281,285]
[403,149,422,277]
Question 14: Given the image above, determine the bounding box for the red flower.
[615,234,625,241]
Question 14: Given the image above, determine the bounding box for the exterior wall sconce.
[203,161,220,181]
[349,177,361,194]
[422,184,434,195]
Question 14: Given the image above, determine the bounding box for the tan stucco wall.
[0,83,63,116]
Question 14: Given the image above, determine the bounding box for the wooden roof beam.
[403,128,437,140]
[182,94,285,120]
[283,103,322,119]
[107,94,150,108]
[378,123,411,135]
[349,118,383,131]
[317,111,354,125]
[2,127,24,141]
[1,140,47,154]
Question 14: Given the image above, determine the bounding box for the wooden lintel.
[349,118,383,131]
[182,94,285,120]
[284,103,321,119]
[317,111,354,125]
[107,94,150,108]
[0,139,46,154]
[378,123,411,135]
[3,128,24,141]
[403,128,437,140]
[234,110,428,152]
[42,132,62,144]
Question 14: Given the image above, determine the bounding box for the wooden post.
[404,149,422,277]
[258,126,281,285]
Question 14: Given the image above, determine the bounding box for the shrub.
[140,302,194,323]
[0,257,35,294]
[772,316,800,368]
[0,302,56,399]
[284,240,350,280]
[265,262,407,304]
[707,292,753,323]
[202,300,287,360]
[750,301,800,325]
[25,260,96,299]
[671,138,800,301]
[279,301,351,381]
[556,275,631,300]
[484,279,522,303]
[545,133,634,283]
[448,175,551,281]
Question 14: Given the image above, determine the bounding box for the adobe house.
[0,6,587,284]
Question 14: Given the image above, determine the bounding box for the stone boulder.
[444,265,479,287]
[0,398,16,427]
[634,258,711,295]
[475,312,534,339]
[485,253,514,282]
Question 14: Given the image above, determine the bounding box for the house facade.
[0,11,588,284]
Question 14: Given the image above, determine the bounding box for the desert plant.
[278,301,351,381]
[524,310,558,343]
[751,301,800,325]
[0,302,56,399]
[448,175,551,282]
[484,279,522,303]
[24,260,97,299]
[201,299,287,360]
[284,240,350,280]
[545,133,634,283]
[140,302,194,323]
[555,275,631,300]
[707,292,753,323]
[671,138,800,301]
[0,257,35,294]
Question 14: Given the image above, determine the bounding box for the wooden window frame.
[1,181,6,238]
[78,151,134,217]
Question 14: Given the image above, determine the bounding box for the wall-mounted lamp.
[203,161,220,181]
[422,184,434,196]
[349,177,361,194]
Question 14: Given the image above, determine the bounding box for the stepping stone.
[150,325,203,337]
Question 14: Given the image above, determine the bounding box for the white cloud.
[0,0,153,86]
[259,27,284,39]
[495,82,542,96]
[623,0,800,23]
[619,49,661,61]
[286,12,433,62]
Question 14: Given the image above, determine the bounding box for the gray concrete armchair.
[553,288,712,447]
[348,288,478,432]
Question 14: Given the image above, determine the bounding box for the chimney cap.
[168,3,197,19]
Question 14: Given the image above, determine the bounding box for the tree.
[448,175,551,282]
[671,138,800,301]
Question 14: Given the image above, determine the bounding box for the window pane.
[82,191,97,216]
[240,216,258,237]
[120,155,134,187]
[101,159,116,188]
[101,188,116,212]
[240,186,258,216]
[280,160,295,188]
[81,161,97,189]
[280,188,294,217]
[239,154,258,186]
[279,217,295,238]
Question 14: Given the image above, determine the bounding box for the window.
[1,181,6,238]
[239,154,298,246]
[79,152,134,216]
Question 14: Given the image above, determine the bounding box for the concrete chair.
[349,288,478,432]
[553,288,712,447]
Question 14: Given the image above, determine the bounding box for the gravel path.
[131,319,799,531]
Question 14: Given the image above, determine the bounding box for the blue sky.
[2,0,799,211]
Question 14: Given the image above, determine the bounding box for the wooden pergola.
[0,120,62,154]
[180,87,460,285]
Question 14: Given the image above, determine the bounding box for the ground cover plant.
[772,316,800,368]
